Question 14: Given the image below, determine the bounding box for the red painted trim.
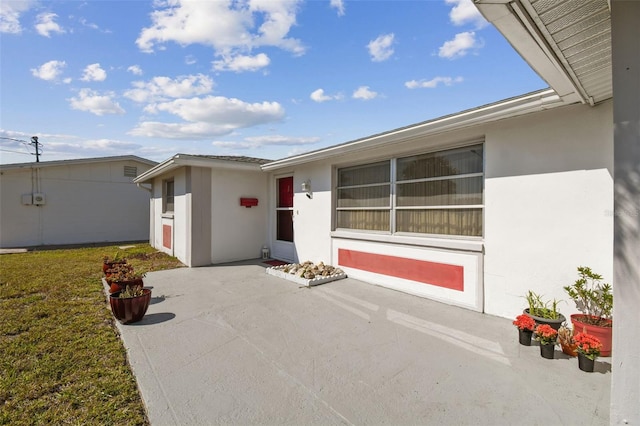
[163,225,172,249]
[338,249,464,291]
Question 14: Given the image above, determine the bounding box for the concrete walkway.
[112,260,611,425]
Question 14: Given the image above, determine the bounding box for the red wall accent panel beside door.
[338,249,464,291]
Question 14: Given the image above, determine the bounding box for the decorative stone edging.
[266,261,347,287]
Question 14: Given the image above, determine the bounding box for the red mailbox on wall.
[240,197,259,208]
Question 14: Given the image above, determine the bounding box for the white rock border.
[266,264,347,287]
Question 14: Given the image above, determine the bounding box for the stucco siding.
[0,159,153,248]
[210,168,268,264]
[289,162,333,263]
[483,101,614,319]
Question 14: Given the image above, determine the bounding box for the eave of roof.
[262,88,567,171]
[133,154,270,183]
[474,0,612,106]
[0,155,157,171]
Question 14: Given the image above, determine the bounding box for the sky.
[0,0,548,165]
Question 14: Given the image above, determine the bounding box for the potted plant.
[535,324,558,359]
[103,252,127,274]
[109,284,152,324]
[573,331,602,372]
[563,266,613,356]
[105,263,146,294]
[523,290,566,330]
[558,323,577,357]
[513,314,536,346]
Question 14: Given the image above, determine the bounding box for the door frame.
[271,174,296,262]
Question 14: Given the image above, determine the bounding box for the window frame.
[163,179,175,213]
[334,143,484,238]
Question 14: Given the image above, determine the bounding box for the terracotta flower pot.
[561,342,578,357]
[107,278,144,294]
[571,314,612,357]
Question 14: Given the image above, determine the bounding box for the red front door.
[276,176,294,242]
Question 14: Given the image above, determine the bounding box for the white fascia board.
[133,154,263,183]
[474,1,584,103]
[133,156,178,183]
[262,89,567,171]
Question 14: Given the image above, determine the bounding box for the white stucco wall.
[484,101,614,320]
[289,162,334,263]
[0,159,153,248]
[210,168,268,264]
[279,101,613,320]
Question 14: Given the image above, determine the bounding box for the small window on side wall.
[163,179,175,213]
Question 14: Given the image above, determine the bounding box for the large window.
[336,144,483,237]
[163,179,174,213]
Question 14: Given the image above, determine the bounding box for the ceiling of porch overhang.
[475,0,612,105]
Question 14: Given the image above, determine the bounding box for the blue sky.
[0,0,547,165]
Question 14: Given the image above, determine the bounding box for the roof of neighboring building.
[0,155,157,170]
[133,153,271,183]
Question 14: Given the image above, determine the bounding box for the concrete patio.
[111,260,611,425]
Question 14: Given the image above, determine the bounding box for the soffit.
[475,0,612,105]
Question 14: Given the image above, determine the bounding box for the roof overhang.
[133,154,264,183]
[474,0,612,106]
[262,88,566,171]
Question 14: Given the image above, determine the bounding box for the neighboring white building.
[0,156,156,248]
[136,1,639,422]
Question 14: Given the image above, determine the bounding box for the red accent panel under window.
[163,225,172,249]
[338,249,464,291]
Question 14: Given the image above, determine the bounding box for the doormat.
[263,259,289,267]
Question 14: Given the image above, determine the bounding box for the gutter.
[262,88,567,171]
[136,183,152,193]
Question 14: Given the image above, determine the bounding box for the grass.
[0,244,184,425]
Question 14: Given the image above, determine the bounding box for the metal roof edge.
[0,155,157,170]
[261,88,568,171]
[133,153,264,183]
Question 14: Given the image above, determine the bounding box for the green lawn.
[0,244,184,425]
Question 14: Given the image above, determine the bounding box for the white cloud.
[367,33,395,62]
[31,60,67,81]
[130,96,285,139]
[212,134,320,149]
[136,0,305,69]
[310,88,343,103]
[352,86,378,100]
[1,0,35,33]
[438,31,481,59]
[128,65,143,76]
[81,63,107,82]
[405,76,464,89]
[68,89,125,116]
[124,74,214,103]
[330,0,345,16]
[445,0,488,28]
[213,53,270,72]
[35,12,65,37]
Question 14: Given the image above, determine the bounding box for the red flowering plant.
[513,314,536,331]
[573,332,602,360]
[534,324,558,345]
